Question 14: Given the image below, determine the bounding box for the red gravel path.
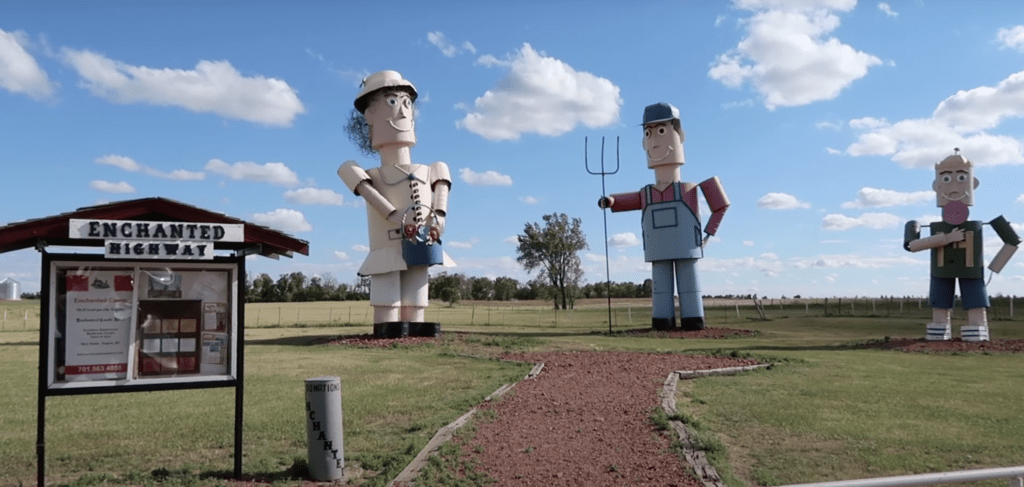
[463,351,760,487]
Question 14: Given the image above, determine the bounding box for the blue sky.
[2,0,1024,298]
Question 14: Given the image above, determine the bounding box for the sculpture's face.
[366,90,416,150]
[932,164,977,207]
[643,122,684,169]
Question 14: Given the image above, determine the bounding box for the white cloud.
[608,232,640,247]
[284,187,344,206]
[846,70,1024,168]
[520,196,539,204]
[0,28,55,100]
[460,168,512,186]
[708,1,881,109]
[251,208,312,233]
[427,31,475,57]
[701,253,784,278]
[96,154,141,172]
[790,254,923,269]
[756,192,810,209]
[743,240,755,246]
[204,159,299,187]
[826,147,842,155]
[997,26,1024,52]
[61,48,305,126]
[821,212,901,230]
[840,187,933,208]
[458,43,622,140]
[1017,194,1024,204]
[816,121,841,130]
[877,3,898,17]
[449,239,478,249]
[89,180,135,194]
[334,251,350,260]
[95,154,204,181]
[352,244,370,252]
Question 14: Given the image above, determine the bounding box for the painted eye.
[941,175,952,183]
[387,97,398,106]
[402,98,411,108]
[956,173,968,182]
[644,129,651,138]
[658,127,666,135]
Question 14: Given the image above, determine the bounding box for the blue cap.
[642,102,679,125]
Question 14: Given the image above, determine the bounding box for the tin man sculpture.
[903,149,1019,341]
[338,70,454,338]
[599,103,729,331]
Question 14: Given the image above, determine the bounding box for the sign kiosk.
[0,197,309,486]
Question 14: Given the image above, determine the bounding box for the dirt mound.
[620,326,757,339]
[861,337,1024,353]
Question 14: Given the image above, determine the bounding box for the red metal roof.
[0,197,309,259]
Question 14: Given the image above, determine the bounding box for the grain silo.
[0,278,20,301]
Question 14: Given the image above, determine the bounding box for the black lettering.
[153,224,168,239]
[88,221,100,237]
[323,441,333,451]
[330,449,339,459]
[200,225,211,239]
[132,243,145,255]
[148,243,160,254]
[186,224,198,239]
[182,245,194,256]
[120,222,133,237]
[103,222,118,237]
[163,243,179,255]
[316,431,327,440]
[135,223,150,238]
[213,226,225,240]
[169,224,183,239]
[309,410,316,421]
[108,242,122,255]
[306,401,311,411]
[312,421,321,431]
[197,245,207,257]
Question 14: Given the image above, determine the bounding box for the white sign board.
[68,219,245,260]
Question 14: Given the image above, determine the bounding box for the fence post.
[735,303,740,319]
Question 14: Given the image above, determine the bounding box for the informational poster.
[63,271,133,381]
[47,258,239,391]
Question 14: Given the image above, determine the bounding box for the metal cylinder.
[305,376,344,481]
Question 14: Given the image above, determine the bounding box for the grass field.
[2,299,1023,486]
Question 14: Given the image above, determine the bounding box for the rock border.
[661,364,773,487]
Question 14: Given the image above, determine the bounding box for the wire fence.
[2,296,1019,332]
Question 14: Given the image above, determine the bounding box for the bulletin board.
[40,253,242,395]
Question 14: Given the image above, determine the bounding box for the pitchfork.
[585,136,619,333]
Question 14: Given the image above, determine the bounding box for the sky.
[2,0,1024,299]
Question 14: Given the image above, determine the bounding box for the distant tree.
[470,276,494,301]
[516,213,588,310]
[431,272,462,306]
[493,277,519,301]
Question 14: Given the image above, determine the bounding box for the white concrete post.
[305,376,344,481]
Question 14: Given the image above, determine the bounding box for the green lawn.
[2,301,1023,486]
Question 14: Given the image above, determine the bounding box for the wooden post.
[735,303,740,319]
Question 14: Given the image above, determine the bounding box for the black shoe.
[680,317,705,331]
[374,322,409,338]
[652,317,676,331]
[409,322,441,337]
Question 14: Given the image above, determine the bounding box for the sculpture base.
[925,323,951,341]
[680,317,705,331]
[961,325,989,342]
[652,317,676,331]
[373,321,441,338]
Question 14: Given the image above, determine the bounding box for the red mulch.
[463,351,759,486]
[859,337,1024,353]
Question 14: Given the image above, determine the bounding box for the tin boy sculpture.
[598,103,729,331]
[338,70,454,338]
[903,150,1019,341]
